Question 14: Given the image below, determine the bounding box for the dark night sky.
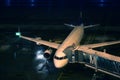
[0,0,120,31]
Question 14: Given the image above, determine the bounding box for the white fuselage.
[54,26,84,68]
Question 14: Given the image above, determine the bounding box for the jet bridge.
[69,50,120,79]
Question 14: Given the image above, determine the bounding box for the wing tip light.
[15,32,21,37]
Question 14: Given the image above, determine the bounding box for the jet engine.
[43,48,52,59]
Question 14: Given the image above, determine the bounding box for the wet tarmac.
[0,30,120,80]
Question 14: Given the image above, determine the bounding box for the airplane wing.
[19,35,60,49]
[81,40,120,48]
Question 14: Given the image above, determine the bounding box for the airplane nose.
[54,58,68,68]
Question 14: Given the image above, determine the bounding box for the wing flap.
[20,35,60,49]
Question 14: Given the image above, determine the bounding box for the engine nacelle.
[44,49,52,59]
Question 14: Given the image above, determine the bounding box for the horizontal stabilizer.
[84,24,99,29]
[64,23,99,29]
[64,23,76,27]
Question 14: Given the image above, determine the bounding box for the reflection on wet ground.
[0,48,119,80]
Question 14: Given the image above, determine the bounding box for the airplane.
[16,24,120,78]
